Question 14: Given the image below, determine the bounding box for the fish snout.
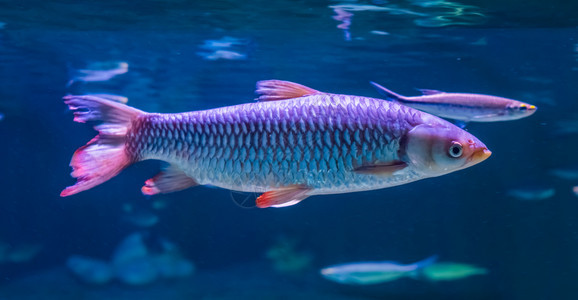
[516,103,537,116]
[470,147,491,163]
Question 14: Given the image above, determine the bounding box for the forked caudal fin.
[61,95,145,197]
[409,255,439,279]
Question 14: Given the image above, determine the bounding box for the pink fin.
[353,160,407,176]
[142,165,198,195]
[255,80,320,101]
[61,95,145,197]
[256,185,311,208]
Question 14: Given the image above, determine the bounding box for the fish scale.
[127,94,416,194]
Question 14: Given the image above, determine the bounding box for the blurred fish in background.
[321,256,488,285]
[506,185,556,201]
[370,81,537,126]
[67,61,129,87]
[320,255,438,285]
[197,36,248,61]
[549,164,578,180]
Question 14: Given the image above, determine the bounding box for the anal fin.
[353,160,407,176]
[256,184,311,208]
[142,165,198,195]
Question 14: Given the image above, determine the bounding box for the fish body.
[422,262,488,281]
[67,62,129,87]
[60,80,491,208]
[371,81,536,122]
[320,255,438,285]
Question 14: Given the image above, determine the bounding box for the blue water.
[0,0,577,299]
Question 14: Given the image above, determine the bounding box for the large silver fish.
[371,81,536,123]
[60,80,491,208]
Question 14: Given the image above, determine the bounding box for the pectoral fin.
[256,184,311,208]
[255,80,321,101]
[353,161,407,175]
[141,165,198,195]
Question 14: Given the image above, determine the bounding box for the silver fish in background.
[67,61,129,87]
[320,255,438,285]
[370,81,536,123]
[60,80,491,208]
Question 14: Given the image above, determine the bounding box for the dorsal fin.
[418,89,445,95]
[256,80,321,101]
[370,81,405,100]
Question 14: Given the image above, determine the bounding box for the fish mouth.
[321,268,334,275]
[520,104,537,116]
[526,104,537,115]
[470,147,492,163]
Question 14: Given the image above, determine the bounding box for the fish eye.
[448,142,463,158]
[519,104,527,111]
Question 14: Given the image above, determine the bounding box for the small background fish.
[371,81,537,124]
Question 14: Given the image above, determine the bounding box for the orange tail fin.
[61,95,145,197]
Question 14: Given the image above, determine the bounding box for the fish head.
[402,124,491,176]
[320,267,355,284]
[505,101,537,119]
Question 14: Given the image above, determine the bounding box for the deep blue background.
[0,0,577,299]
